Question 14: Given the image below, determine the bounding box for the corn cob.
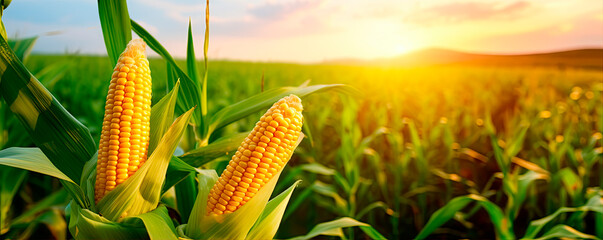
[95,39,152,203]
[207,95,303,215]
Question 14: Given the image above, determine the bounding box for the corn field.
[0,1,602,240]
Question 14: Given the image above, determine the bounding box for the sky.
[3,0,603,63]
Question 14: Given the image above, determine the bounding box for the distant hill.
[326,48,603,69]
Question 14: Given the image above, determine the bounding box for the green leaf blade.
[97,0,132,66]
[288,217,373,240]
[415,194,513,240]
[180,132,247,167]
[133,205,179,240]
[209,84,355,135]
[7,36,37,61]
[0,36,96,184]
[0,165,27,234]
[0,147,73,182]
[149,80,180,153]
[247,180,301,240]
[131,20,201,124]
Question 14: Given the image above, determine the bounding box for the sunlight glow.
[2,0,602,62]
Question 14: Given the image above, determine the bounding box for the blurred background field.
[2,46,601,238]
[2,0,603,238]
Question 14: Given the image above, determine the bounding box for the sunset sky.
[3,0,602,63]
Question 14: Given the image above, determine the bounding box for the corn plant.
[0,0,364,239]
[414,114,603,239]
[2,0,601,239]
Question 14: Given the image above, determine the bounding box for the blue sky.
[3,0,603,63]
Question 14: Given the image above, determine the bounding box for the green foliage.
[5,54,601,239]
[97,0,132,66]
[179,170,300,240]
[288,217,385,240]
[1,2,601,238]
[0,165,26,234]
[0,36,96,186]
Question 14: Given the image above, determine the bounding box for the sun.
[395,44,417,55]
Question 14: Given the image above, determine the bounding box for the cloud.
[248,0,325,21]
[466,11,603,53]
[131,0,204,23]
[406,1,531,25]
[210,0,334,38]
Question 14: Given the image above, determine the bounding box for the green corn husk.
[0,28,195,238]
[176,128,305,240]
[96,108,194,221]
[67,203,148,239]
[0,81,192,239]
[177,169,300,240]
[67,202,178,240]
[64,107,194,239]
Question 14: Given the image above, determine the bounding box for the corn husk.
[96,108,193,221]
[178,163,300,239]
[65,108,193,239]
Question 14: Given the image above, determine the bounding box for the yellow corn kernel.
[95,39,152,203]
[206,95,303,215]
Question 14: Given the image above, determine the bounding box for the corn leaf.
[79,152,98,200]
[300,163,336,175]
[359,225,388,240]
[0,36,96,184]
[175,173,197,223]
[97,0,132,66]
[0,11,6,40]
[208,84,356,136]
[484,113,510,176]
[522,193,603,239]
[301,116,314,146]
[186,20,201,92]
[32,209,67,240]
[0,165,26,234]
[131,205,178,240]
[186,18,205,133]
[180,132,247,167]
[415,194,514,240]
[150,80,180,153]
[247,180,301,240]
[67,203,148,239]
[166,63,178,94]
[97,108,194,221]
[131,20,201,124]
[0,147,89,209]
[558,168,582,198]
[148,79,196,196]
[311,180,348,212]
[6,36,37,62]
[287,217,375,240]
[533,224,600,240]
[163,156,196,194]
[505,124,529,159]
[35,61,71,89]
[355,201,390,220]
[182,169,283,239]
[14,208,67,240]
[507,170,549,220]
[12,189,69,225]
[181,169,218,238]
[0,147,73,182]
[201,0,209,123]
[283,186,313,221]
